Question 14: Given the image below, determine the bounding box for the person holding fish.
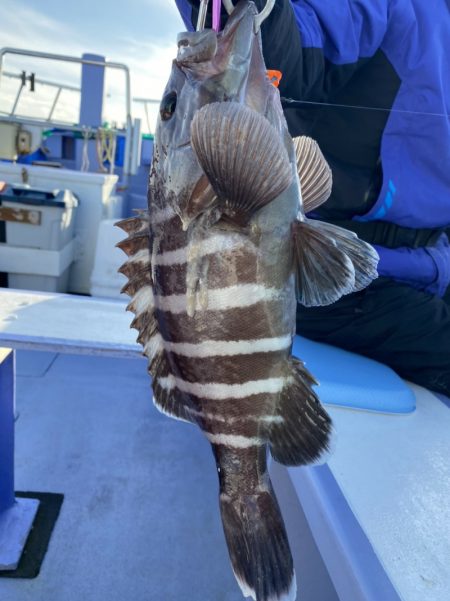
[177,0,450,398]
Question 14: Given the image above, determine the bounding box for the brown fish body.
[117,2,378,600]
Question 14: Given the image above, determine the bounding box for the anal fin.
[269,359,332,466]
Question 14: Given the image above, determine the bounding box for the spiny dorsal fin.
[121,267,152,297]
[116,213,151,258]
[116,231,150,257]
[116,214,149,234]
[116,211,157,351]
[116,211,196,425]
[191,102,293,225]
[130,312,158,347]
[293,136,332,213]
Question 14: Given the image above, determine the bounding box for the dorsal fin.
[116,211,196,424]
[191,101,293,225]
[293,136,332,213]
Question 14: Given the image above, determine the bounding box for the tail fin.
[214,442,295,600]
[293,218,379,307]
[219,483,296,600]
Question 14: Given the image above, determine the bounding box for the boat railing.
[2,72,160,137]
[0,47,138,181]
[1,71,81,122]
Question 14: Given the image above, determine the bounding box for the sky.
[0,0,186,132]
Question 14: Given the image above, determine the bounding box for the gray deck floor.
[0,351,337,601]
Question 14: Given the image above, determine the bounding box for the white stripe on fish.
[154,234,248,266]
[162,335,292,357]
[186,407,284,425]
[204,432,261,448]
[155,284,283,314]
[158,374,287,400]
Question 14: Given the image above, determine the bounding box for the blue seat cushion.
[292,336,416,413]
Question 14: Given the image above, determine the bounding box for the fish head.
[150,0,285,228]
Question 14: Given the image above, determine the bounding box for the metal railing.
[0,48,134,180]
[1,70,80,122]
[1,74,160,134]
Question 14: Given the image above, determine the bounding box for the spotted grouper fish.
[117,2,378,599]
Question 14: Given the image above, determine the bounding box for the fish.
[116,2,379,600]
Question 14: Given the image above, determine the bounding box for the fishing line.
[281,97,450,119]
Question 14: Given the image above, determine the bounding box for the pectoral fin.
[293,218,379,306]
[191,102,293,225]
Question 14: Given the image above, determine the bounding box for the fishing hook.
[222,0,235,14]
[254,0,275,32]
[197,0,210,31]
[222,0,275,33]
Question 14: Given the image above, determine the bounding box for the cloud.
[0,0,183,129]
[0,1,86,65]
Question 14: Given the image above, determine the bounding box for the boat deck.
[0,350,338,601]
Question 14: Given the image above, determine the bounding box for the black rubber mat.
[0,492,64,579]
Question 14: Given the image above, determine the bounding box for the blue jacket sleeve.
[291,1,389,63]
[174,0,195,31]
[374,234,450,297]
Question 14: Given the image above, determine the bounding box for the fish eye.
[160,91,177,121]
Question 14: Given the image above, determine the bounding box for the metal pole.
[0,347,40,571]
[143,102,151,133]
[9,86,23,117]
[130,118,142,176]
[122,118,133,187]
[0,349,15,512]
[48,87,62,121]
